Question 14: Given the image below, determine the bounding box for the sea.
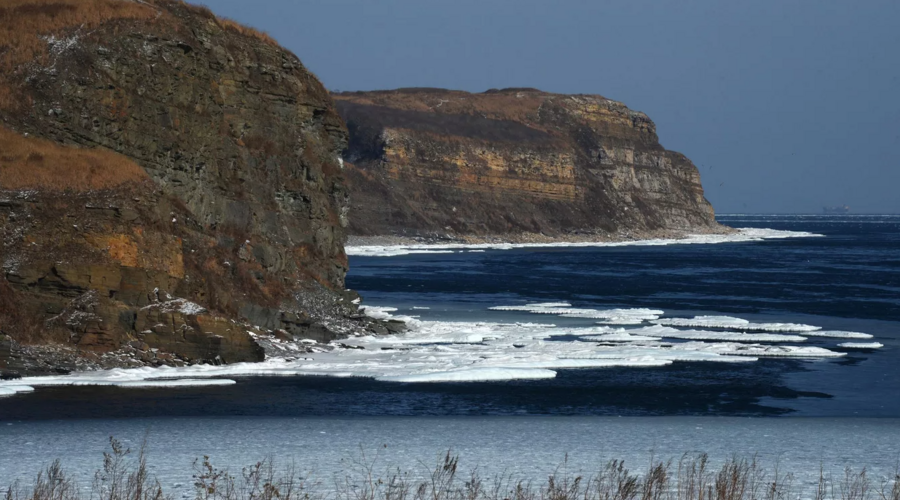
[1,214,899,488]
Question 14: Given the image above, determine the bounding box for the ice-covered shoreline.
[346,228,823,257]
[0,225,868,397]
[1,299,878,397]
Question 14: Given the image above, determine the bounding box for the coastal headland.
[3,0,725,375]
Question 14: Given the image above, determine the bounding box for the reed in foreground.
[3,438,899,500]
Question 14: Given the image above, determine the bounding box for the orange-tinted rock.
[0,1,359,366]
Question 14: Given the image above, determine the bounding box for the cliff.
[0,0,372,373]
[334,88,720,238]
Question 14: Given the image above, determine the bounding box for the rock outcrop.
[0,0,366,371]
[334,88,720,237]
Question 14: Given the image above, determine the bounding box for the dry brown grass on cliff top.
[0,0,160,112]
[0,0,277,111]
[0,0,158,73]
[0,125,148,191]
[171,1,278,45]
[333,89,552,126]
[0,0,277,72]
[215,15,277,46]
[0,0,278,69]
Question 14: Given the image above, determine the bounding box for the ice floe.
[0,385,35,397]
[0,299,872,393]
[596,317,651,325]
[674,342,846,358]
[652,316,821,333]
[490,303,663,322]
[115,379,236,388]
[377,367,556,383]
[837,342,883,349]
[625,324,809,342]
[0,376,235,397]
[345,228,823,257]
[803,330,874,339]
[0,320,767,391]
[581,332,663,342]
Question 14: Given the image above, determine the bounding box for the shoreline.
[345,226,822,256]
[346,224,736,248]
[3,276,866,397]
[1,225,826,392]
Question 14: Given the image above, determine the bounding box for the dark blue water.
[351,215,900,323]
[2,215,898,419]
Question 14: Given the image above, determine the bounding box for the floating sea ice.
[489,302,569,312]
[376,367,556,383]
[490,303,662,322]
[341,330,492,346]
[652,315,821,333]
[2,301,864,393]
[0,385,35,397]
[637,324,808,342]
[299,321,769,383]
[676,342,846,358]
[0,371,237,394]
[560,308,662,321]
[115,379,236,388]
[837,342,883,349]
[595,317,648,325]
[488,358,674,370]
[572,344,757,364]
[581,333,663,342]
[803,330,874,339]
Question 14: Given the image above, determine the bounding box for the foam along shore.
[345,228,823,257]
[1,302,870,395]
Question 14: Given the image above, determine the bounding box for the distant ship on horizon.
[823,205,850,214]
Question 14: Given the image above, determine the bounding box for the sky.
[205,0,899,214]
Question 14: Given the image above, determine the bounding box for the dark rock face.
[0,0,358,368]
[18,1,350,288]
[334,88,720,237]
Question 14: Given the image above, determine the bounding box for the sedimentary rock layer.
[0,0,362,369]
[334,88,719,237]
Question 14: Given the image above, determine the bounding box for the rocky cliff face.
[334,88,720,237]
[0,0,366,372]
